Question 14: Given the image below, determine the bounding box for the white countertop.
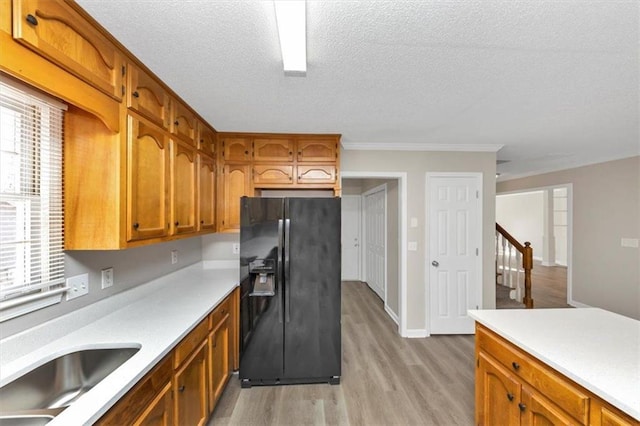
[468,308,640,421]
[0,262,239,426]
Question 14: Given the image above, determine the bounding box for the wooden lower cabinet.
[99,290,239,425]
[174,341,208,426]
[475,323,638,426]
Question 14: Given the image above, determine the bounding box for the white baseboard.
[403,328,428,338]
[569,299,592,309]
[384,305,399,325]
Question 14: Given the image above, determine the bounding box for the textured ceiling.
[76,0,639,180]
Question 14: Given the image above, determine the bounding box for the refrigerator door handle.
[278,219,284,324]
[284,218,291,323]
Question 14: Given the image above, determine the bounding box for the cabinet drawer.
[174,319,209,368]
[477,326,590,424]
[13,0,124,101]
[210,297,231,330]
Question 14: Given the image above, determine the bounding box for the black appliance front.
[239,197,341,387]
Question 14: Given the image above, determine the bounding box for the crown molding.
[341,142,503,152]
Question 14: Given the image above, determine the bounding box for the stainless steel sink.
[0,347,140,424]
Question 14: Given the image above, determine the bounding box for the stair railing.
[495,223,534,308]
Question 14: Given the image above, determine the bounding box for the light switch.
[408,241,418,251]
[410,217,418,228]
[621,238,639,248]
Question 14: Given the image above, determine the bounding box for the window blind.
[0,78,66,320]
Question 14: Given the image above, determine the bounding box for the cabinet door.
[221,137,251,162]
[128,115,169,242]
[172,140,197,235]
[198,123,217,156]
[133,382,173,426]
[476,352,521,426]
[520,386,575,426]
[253,164,294,185]
[198,154,216,231]
[296,165,336,184]
[128,64,170,130]
[297,138,337,162]
[253,138,294,162]
[208,316,230,412]
[219,163,251,232]
[171,100,196,145]
[13,0,124,101]
[174,341,208,426]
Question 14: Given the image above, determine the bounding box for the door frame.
[361,183,387,302]
[425,172,483,336]
[497,183,574,308]
[341,194,362,281]
[341,172,408,337]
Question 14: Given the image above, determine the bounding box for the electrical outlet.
[101,267,114,289]
[232,243,240,254]
[66,273,89,301]
[171,250,178,264]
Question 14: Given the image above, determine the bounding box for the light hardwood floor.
[497,261,570,309]
[210,281,475,425]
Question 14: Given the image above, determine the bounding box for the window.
[0,78,66,321]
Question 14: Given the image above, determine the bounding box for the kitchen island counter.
[0,262,238,426]
[469,308,640,421]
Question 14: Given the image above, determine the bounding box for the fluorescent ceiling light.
[274,0,307,76]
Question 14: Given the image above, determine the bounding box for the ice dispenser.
[249,258,276,296]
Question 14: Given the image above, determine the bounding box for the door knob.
[431,260,439,267]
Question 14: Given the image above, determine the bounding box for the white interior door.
[341,195,361,280]
[428,175,481,334]
[364,185,386,300]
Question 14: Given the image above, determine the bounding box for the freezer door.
[284,198,341,380]
[239,197,285,383]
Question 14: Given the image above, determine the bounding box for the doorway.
[341,195,361,280]
[363,184,386,300]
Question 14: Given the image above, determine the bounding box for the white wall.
[1,238,203,338]
[498,156,640,320]
[496,191,544,257]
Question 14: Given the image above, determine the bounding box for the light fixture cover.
[274,0,307,75]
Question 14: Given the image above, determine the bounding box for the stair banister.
[495,223,534,308]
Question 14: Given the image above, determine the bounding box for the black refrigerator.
[239,197,341,387]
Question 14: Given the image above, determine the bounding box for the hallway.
[497,261,570,309]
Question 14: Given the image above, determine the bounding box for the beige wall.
[341,149,497,333]
[497,156,640,319]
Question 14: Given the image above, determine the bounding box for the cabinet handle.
[518,403,526,412]
[512,362,520,371]
[133,222,139,230]
[132,91,140,98]
[506,393,514,402]
[179,385,185,392]
[26,14,38,26]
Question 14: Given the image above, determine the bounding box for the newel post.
[522,242,534,308]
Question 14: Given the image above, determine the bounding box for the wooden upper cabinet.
[253,165,293,185]
[172,140,197,235]
[127,115,170,242]
[297,138,337,162]
[198,154,216,231]
[221,137,252,162]
[198,122,217,156]
[171,100,196,145]
[12,0,124,101]
[253,138,294,162]
[297,165,336,184]
[128,64,170,130]
[219,163,251,232]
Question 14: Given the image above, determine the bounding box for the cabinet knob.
[175,221,179,226]
[512,362,520,371]
[200,220,204,224]
[244,150,249,155]
[174,120,179,126]
[506,393,514,402]
[518,403,526,412]
[179,385,185,392]
[26,14,38,26]
[133,222,139,230]
[132,91,140,98]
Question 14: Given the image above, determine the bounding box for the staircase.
[496,223,534,308]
